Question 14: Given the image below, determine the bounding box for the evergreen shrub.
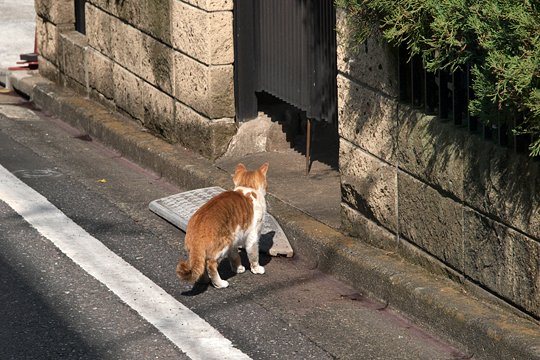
[337,0,540,155]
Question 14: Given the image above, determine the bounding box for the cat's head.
[233,163,269,193]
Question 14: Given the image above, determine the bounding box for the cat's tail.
[176,253,205,283]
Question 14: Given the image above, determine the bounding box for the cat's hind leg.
[207,259,229,288]
[245,232,265,274]
[228,248,245,274]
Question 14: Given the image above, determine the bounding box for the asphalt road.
[0,100,472,359]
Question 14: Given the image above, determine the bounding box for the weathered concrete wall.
[337,9,540,318]
[35,0,236,160]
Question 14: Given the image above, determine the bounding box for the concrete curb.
[11,73,540,360]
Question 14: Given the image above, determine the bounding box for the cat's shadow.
[259,231,275,254]
[181,249,272,296]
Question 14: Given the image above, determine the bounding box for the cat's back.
[187,190,254,232]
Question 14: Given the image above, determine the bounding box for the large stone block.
[336,9,398,98]
[340,139,397,232]
[111,21,143,78]
[59,31,88,86]
[142,82,176,140]
[174,52,234,118]
[398,172,464,271]
[86,4,114,57]
[397,105,465,199]
[341,203,397,251]
[87,0,116,14]
[35,0,75,25]
[464,209,540,318]
[139,0,172,44]
[36,17,60,65]
[140,35,174,93]
[111,21,173,93]
[89,0,172,44]
[109,0,170,44]
[113,64,144,121]
[463,136,540,240]
[179,0,233,12]
[38,56,61,83]
[87,49,114,100]
[206,64,234,118]
[171,1,233,65]
[175,101,237,159]
[337,75,397,163]
[62,74,88,97]
[88,89,116,112]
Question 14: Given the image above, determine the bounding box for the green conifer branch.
[337,0,540,156]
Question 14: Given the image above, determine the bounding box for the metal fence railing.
[398,45,532,154]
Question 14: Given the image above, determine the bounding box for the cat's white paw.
[212,279,229,289]
[250,265,265,274]
[236,265,246,274]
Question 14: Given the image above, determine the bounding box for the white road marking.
[0,164,251,360]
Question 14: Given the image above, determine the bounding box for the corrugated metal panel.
[235,0,336,123]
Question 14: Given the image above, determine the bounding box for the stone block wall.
[34,0,236,159]
[337,9,540,318]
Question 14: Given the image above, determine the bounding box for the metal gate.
[74,0,86,34]
[234,0,337,124]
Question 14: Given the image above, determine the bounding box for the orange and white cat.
[176,163,269,288]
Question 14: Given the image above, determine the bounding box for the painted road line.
[0,164,251,360]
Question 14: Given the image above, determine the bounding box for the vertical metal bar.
[398,45,411,103]
[515,113,532,153]
[452,69,467,126]
[438,70,449,120]
[300,0,308,109]
[499,121,509,147]
[234,0,258,121]
[329,0,337,122]
[253,0,260,91]
[411,55,424,108]
[74,0,86,34]
[306,0,315,116]
[425,70,437,115]
[261,1,268,92]
[482,121,493,140]
[306,118,312,176]
[410,61,414,107]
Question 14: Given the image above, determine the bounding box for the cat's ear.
[233,163,247,185]
[235,163,247,175]
[258,162,269,176]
